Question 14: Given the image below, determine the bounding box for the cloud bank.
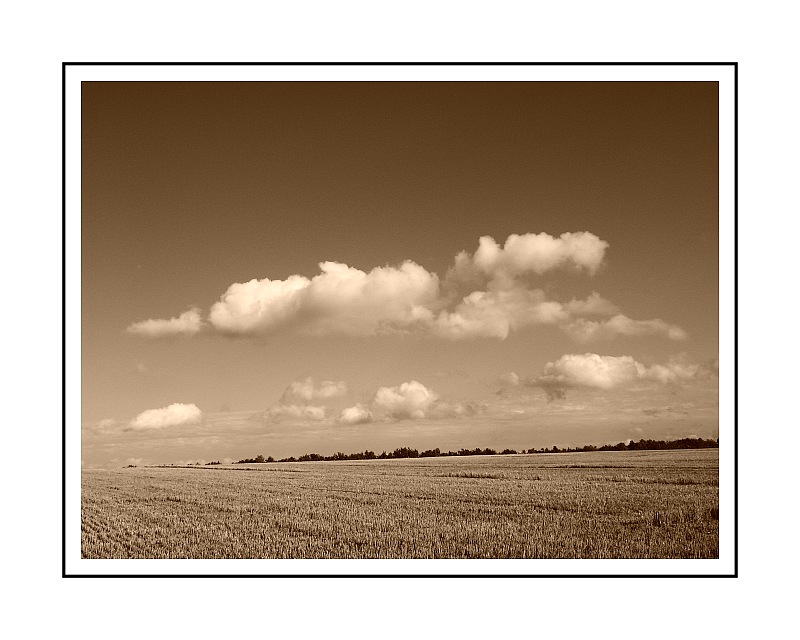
[125,403,203,431]
[255,379,486,425]
[127,232,684,342]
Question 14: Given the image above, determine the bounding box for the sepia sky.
[81,81,719,467]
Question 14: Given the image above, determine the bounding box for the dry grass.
[82,449,718,559]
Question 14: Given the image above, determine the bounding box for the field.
[81,449,718,559]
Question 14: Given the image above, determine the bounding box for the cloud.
[265,404,327,422]
[280,377,347,403]
[641,356,714,385]
[642,406,690,417]
[263,377,483,425]
[372,380,437,419]
[495,372,521,397]
[125,403,202,431]
[447,231,609,284]
[528,353,716,401]
[565,315,687,342]
[126,307,203,338]
[338,403,373,425]
[208,261,440,337]
[128,232,684,342]
[85,418,121,434]
[263,377,346,423]
[371,380,483,421]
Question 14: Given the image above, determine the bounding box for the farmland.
[81,449,718,559]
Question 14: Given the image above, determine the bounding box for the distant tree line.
[233,438,718,464]
[523,437,719,454]
[235,455,275,464]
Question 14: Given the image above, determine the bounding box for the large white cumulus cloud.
[127,232,685,342]
[208,261,439,337]
[126,403,202,431]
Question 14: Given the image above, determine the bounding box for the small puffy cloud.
[450,232,609,282]
[495,372,521,397]
[265,377,345,423]
[125,403,202,431]
[371,380,483,421]
[536,354,645,392]
[499,372,520,388]
[529,353,715,401]
[280,377,347,404]
[338,403,373,425]
[126,307,203,338]
[265,404,327,422]
[373,380,439,420]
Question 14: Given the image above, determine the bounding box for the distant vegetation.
[235,437,718,464]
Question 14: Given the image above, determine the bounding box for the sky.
[81,81,719,467]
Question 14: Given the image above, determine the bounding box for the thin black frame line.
[62,61,67,580]
[63,62,737,578]
[733,61,739,579]
[63,61,737,66]
[69,573,733,579]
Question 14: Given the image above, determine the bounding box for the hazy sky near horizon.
[81,81,719,467]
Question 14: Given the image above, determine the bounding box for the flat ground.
[81,449,718,559]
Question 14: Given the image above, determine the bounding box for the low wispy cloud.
[280,377,347,404]
[125,403,203,431]
[85,418,121,434]
[264,377,346,423]
[564,316,687,342]
[266,404,327,422]
[127,307,203,339]
[127,232,684,342]
[642,406,691,417]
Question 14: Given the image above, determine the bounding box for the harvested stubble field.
[82,449,718,559]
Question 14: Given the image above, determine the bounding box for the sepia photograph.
[67,64,735,575]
